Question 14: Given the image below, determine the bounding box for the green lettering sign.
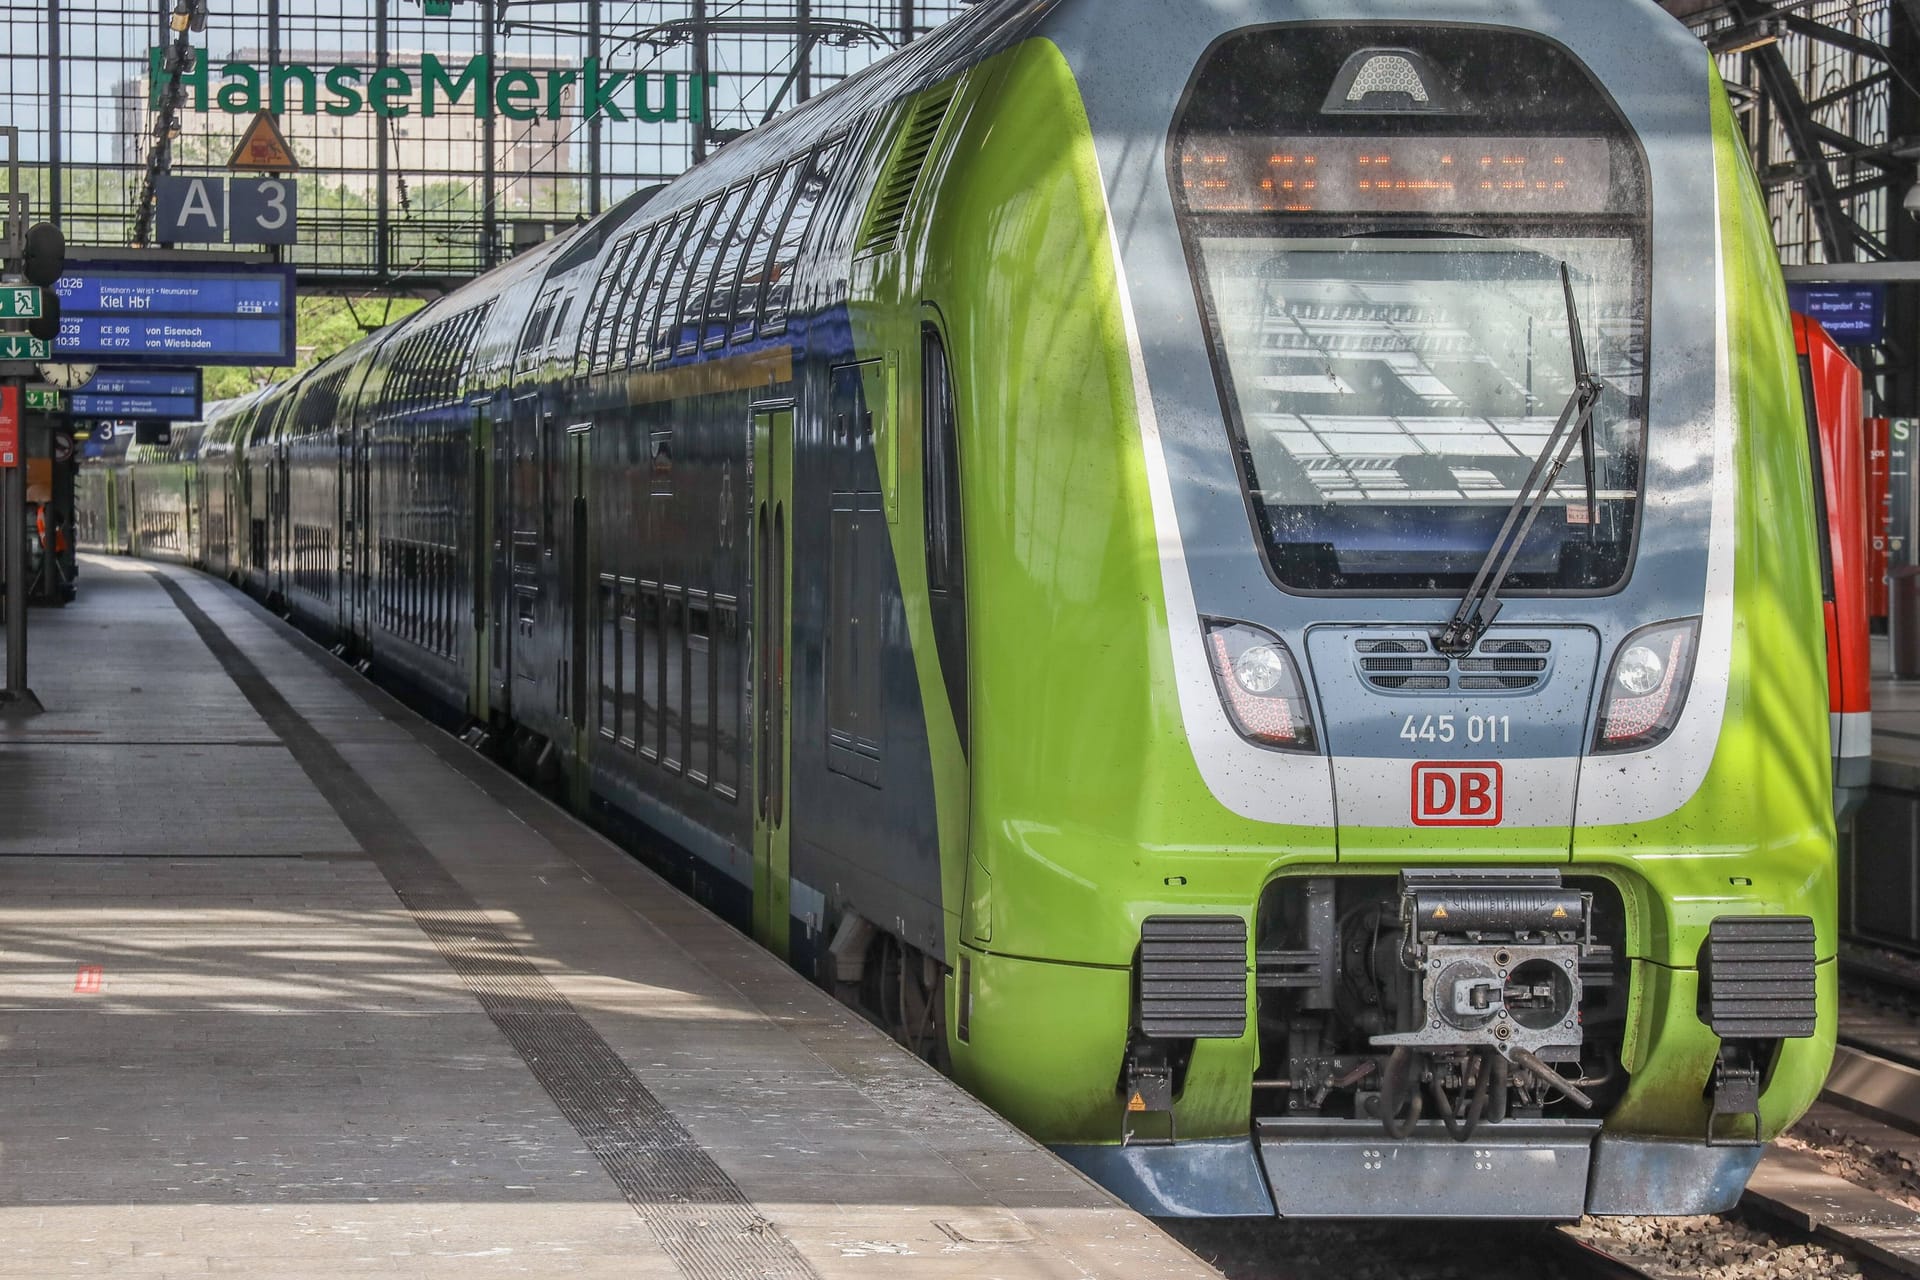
[422,52,487,116]
[149,47,716,125]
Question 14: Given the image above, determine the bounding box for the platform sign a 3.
[155,176,299,246]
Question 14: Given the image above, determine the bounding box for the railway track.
[1172,952,1920,1280]
[1676,940,1920,1280]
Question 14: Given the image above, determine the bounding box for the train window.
[711,169,777,349]
[622,579,645,752]
[922,323,968,752]
[660,196,724,361]
[714,597,741,801]
[595,579,618,744]
[610,229,664,370]
[763,137,845,335]
[680,183,749,357]
[587,229,639,372]
[686,593,711,786]
[1798,353,1837,604]
[640,580,662,762]
[662,587,686,773]
[544,295,575,369]
[650,430,673,496]
[518,287,559,377]
[923,326,962,593]
[1170,26,1649,594]
[735,156,806,343]
[826,362,886,787]
[633,210,693,368]
[609,225,657,369]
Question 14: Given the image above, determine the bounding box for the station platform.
[1871,635,1920,783]
[0,556,1211,1279]
[1842,638,1920,949]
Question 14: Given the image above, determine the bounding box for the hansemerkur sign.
[150,48,717,123]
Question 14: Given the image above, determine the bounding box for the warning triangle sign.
[228,110,298,172]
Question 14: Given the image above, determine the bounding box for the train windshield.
[1171,26,1650,594]
[1193,234,1641,591]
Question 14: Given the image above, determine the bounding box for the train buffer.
[0,556,1212,1278]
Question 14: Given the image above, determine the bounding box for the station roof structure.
[1662,0,1919,413]
[1,1,958,294]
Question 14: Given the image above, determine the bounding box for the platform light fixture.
[169,0,207,34]
[1707,20,1783,56]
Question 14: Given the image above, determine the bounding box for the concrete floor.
[0,556,1213,1279]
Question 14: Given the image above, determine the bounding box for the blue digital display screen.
[50,262,296,366]
[70,367,203,421]
[1788,283,1885,346]
[71,393,200,419]
[61,315,287,358]
[83,369,201,398]
[56,272,287,316]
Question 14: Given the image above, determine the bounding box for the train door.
[350,423,372,652]
[489,390,517,716]
[507,391,543,706]
[751,406,795,954]
[565,425,591,806]
[469,404,493,718]
[336,426,352,636]
[273,440,291,602]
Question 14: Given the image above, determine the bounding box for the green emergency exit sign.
[24,387,60,412]
[0,286,43,319]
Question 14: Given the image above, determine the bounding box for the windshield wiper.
[1435,262,1604,658]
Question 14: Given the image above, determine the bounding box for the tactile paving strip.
[155,573,819,1280]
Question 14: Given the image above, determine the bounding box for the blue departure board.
[51,263,296,366]
[1788,283,1885,346]
[70,368,204,421]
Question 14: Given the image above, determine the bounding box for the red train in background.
[1794,312,1872,817]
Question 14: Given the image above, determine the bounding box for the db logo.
[1411,762,1503,827]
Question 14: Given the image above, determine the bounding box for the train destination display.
[1179,136,1615,214]
[70,369,204,422]
[51,263,297,366]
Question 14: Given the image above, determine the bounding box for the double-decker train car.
[91,0,1839,1220]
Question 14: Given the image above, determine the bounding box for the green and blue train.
[83,0,1838,1219]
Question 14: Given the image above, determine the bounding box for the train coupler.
[1372,869,1592,1060]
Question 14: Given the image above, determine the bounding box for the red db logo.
[1411,762,1503,826]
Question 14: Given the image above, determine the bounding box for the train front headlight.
[1614,644,1665,696]
[1594,618,1699,752]
[1205,620,1317,752]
